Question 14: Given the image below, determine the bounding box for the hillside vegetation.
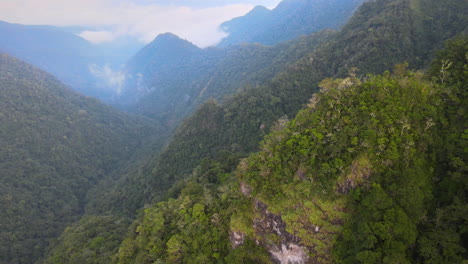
[41,0,467,262]
[112,36,467,263]
[119,31,335,128]
[102,0,468,217]
[0,53,163,264]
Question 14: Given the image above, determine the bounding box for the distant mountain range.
[0,0,367,105]
[95,0,468,230]
[116,0,368,128]
[218,0,366,46]
[0,21,142,100]
[118,30,335,128]
[73,0,467,262]
[1,0,466,263]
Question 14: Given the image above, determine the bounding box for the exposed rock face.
[230,231,245,249]
[253,199,309,264]
[240,181,253,197]
[270,243,309,264]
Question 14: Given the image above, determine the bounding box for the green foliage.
[40,1,467,263]
[111,37,467,262]
[95,0,467,220]
[0,54,162,264]
[414,35,468,264]
[91,30,335,216]
[237,68,444,262]
[43,215,131,264]
[113,155,257,264]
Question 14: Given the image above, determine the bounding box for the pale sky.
[0,0,281,47]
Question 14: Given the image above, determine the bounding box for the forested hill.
[92,30,336,216]
[111,36,467,264]
[38,0,467,263]
[106,0,468,217]
[218,0,365,47]
[118,29,335,128]
[118,33,210,108]
[0,53,163,264]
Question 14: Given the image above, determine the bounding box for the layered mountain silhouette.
[1,0,467,263]
[218,0,366,46]
[119,30,335,129]
[0,21,141,100]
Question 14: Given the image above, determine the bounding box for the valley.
[0,0,466,263]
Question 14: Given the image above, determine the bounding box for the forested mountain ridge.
[92,29,336,217]
[124,33,201,79]
[112,36,468,264]
[41,0,468,263]
[118,28,335,128]
[218,0,366,47]
[115,0,468,215]
[118,33,222,116]
[107,1,466,262]
[0,53,163,264]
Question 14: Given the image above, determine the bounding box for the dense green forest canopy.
[119,30,335,128]
[0,53,163,264]
[1,0,466,263]
[110,36,468,264]
[44,1,467,263]
[97,0,468,219]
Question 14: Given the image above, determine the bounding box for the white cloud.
[89,64,126,94]
[79,30,117,44]
[0,0,255,47]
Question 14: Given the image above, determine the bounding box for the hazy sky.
[0,0,281,47]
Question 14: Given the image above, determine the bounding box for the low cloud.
[0,0,257,47]
[89,64,125,95]
[79,30,117,44]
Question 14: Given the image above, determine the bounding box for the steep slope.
[118,33,221,121]
[119,30,334,129]
[99,0,467,219]
[113,37,467,263]
[91,30,335,216]
[42,0,467,262]
[218,0,365,47]
[0,54,161,264]
[233,38,467,262]
[137,0,467,203]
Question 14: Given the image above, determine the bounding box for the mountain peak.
[122,32,202,101]
[218,0,366,47]
[150,32,197,48]
[250,5,270,14]
[127,32,200,69]
[153,32,184,42]
[221,6,270,33]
